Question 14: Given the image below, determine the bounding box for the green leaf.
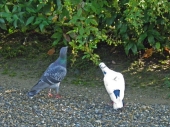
[127,42,133,51]
[33,17,42,25]
[26,16,35,26]
[119,24,127,34]
[67,30,76,34]
[137,42,144,50]
[85,27,90,35]
[79,17,85,20]
[85,18,91,24]
[105,15,117,25]
[148,35,155,44]
[13,19,18,28]
[54,26,63,33]
[90,4,96,13]
[52,34,62,46]
[39,21,48,31]
[26,7,36,13]
[56,0,62,11]
[122,33,129,40]
[12,5,17,13]
[88,15,95,18]
[0,18,5,23]
[67,31,77,39]
[0,12,11,18]
[39,23,44,32]
[77,8,82,17]
[52,40,59,46]
[151,30,160,36]
[82,54,88,59]
[6,17,12,23]
[155,42,160,50]
[131,44,137,54]
[43,4,51,13]
[19,18,24,24]
[42,20,48,25]
[0,23,7,30]
[5,5,10,13]
[13,14,18,20]
[89,26,98,32]
[37,3,44,11]
[125,46,129,55]
[138,32,147,43]
[90,19,98,26]
[70,0,81,5]
[51,32,62,39]
[79,26,84,35]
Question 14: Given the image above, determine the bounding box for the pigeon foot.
[56,94,62,98]
[48,93,53,97]
[108,101,114,105]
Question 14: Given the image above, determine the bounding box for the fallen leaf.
[112,60,116,64]
[110,47,116,53]
[164,47,170,53]
[5,89,17,93]
[142,48,153,58]
[47,48,55,55]
[69,32,77,39]
[63,33,70,42]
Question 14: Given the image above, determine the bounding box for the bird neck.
[56,57,67,66]
[102,66,109,75]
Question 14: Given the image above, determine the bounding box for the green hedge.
[0,0,170,64]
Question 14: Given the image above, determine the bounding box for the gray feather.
[27,46,68,98]
[42,65,67,85]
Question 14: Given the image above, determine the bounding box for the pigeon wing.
[42,65,67,85]
[104,76,118,102]
[104,72,125,103]
[113,73,125,100]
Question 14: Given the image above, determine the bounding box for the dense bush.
[0,0,170,64]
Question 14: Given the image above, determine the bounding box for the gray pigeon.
[27,46,68,98]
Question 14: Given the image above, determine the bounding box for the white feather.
[99,62,125,109]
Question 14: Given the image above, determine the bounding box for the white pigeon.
[99,62,125,109]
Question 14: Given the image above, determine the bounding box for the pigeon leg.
[55,85,62,98]
[108,101,114,105]
[56,94,62,98]
[48,89,53,97]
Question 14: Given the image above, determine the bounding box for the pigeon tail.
[27,80,48,98]
[113,97,124,109]
[27,90,39,98]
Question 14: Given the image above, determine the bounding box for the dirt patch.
[0,35,170,105]
[0,55,170,105]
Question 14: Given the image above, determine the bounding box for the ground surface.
[0,40,170,126]
[1,43,170,104]
[0,55,170,105]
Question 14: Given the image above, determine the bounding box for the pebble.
[0,88,169,127]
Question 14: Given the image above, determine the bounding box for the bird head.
[99,62,106,69]
[113,99,124,110]
[99,62,107,74]
[60,46,68,59]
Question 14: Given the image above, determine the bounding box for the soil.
[0,51,170,105]
[0,32,170,105]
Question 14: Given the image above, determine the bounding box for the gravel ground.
[0,75,170,127]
